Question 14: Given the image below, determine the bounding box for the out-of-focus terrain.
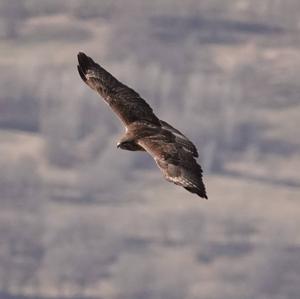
[0,1,299,298]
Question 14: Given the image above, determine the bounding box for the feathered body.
[77,52,207,198]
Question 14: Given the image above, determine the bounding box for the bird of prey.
[77,52,207,198]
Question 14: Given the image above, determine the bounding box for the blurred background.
[0,0,299,298]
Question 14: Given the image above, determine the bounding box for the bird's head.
[117,140,136,151]
[117,137,143,151]
[117,141,126,149]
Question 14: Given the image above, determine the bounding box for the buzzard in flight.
[77,52,207,198]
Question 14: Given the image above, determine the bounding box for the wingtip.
[77,51,86,58]
[198,191,208,200]
[202,186,208,199]
[202,187,208,200]
[184,186,208,199]
[196,185,207,199]
[77,51,98,73]
[77,52,88,66]
[77,65,87,82]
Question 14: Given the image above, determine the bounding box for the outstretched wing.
[77,52,161,127]
[160,120,198,157]
[138,131,207,198]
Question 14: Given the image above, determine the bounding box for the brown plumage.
[77,52,207,199]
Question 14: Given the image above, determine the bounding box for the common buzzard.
[77,52,207,198]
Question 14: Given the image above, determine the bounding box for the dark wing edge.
[77,65,87,84]
[138,137,207,199]
[160,120,199,157]
[77,52,118,89]
[77,52,161,127]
